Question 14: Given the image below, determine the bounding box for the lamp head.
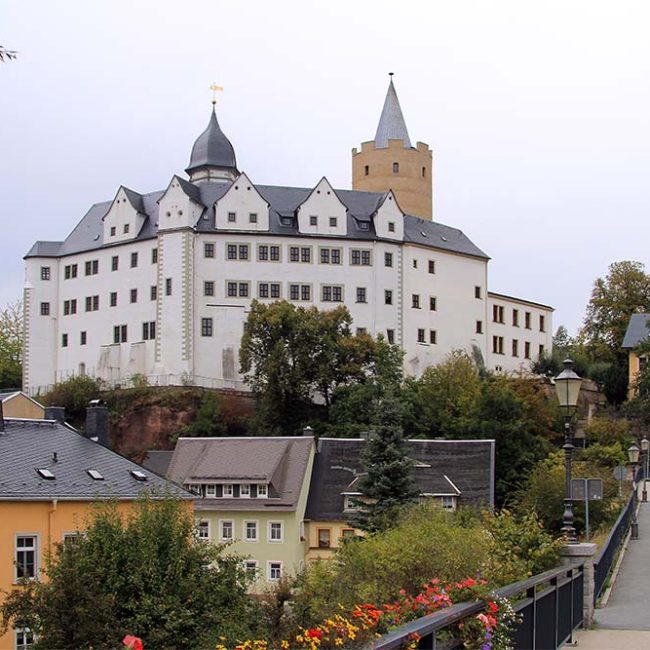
[628,443,641,465]
[554,359,582,417]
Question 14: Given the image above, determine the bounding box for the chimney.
[86,399,110,447]
[44,406,66,423]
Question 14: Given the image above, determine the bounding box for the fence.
[593,485,636,603]
[365,564,584,650]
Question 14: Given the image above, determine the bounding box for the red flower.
[123,636,144,650]
[306,628,323,639]
[487,601,499,614]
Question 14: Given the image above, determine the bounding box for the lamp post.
[554,359,583,544]
[628,443,640,540]
[641,435,649,503]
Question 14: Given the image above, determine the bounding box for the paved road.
[594,498,650,630]
[562,491,650,649]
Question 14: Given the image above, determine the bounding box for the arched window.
[392,162,399,173]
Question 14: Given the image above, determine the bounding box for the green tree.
[353,396,420,532]
[580,261,650,361]
[0,301,23,389]
[0,497,253,649]
[39,375,102,428]
[180,391,227,437]
[240,300,401,434]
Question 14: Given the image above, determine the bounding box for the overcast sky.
[2,0,649,335]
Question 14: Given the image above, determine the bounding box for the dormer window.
[359,222,369,231]
[228,212,236,223]
[388,222,395,233]
[329,217,337,228]
[281,217,292,226]
[223,484,233,498]
[240,484,251,498]
[257,484,268,498]
[309,215,318,226]
[123,223,130,234]
[343,495,360,512]
[249,213,258,224]
[205,484,217,498]
[110,226,116,237]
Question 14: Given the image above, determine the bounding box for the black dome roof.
[186,107,237,174]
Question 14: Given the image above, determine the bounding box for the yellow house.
[622,313,650,399]
[0,410,192,650]
[304,437,495,561]
[0,391,45,419]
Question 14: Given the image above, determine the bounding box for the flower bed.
[213,578,519,650]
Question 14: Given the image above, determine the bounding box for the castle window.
[110,226,116,236]
[393,162,399,173]
[430,330,437,345]
[388,222,395,233]
[150,286,157,301]
[165,278,172,296]
[130,252,138,268]
[385,290,393,305]
[80,331,87,345]
[364,165,369,176]
[417,329,425,343]
[384,252,393,267]
[40,302,50,316]
[228,212,236,223]
[40,266,51,281]
[151,248,158,263]
[476,320,483,334]
[249,213,258,224]
[386,329,395,344]
[113,325,128,344]
[322,285,343,302]
[525,342,531,359]
[475,286,482,299]
[123,223,130,234]
[513,309,519,327]
[61,333,68,348]
[204,281,214,297]
[201,318,213,337]
[204,242,215,258]
[329,217,337,228]
[412,294,420,309]
[422,166,426,178]
[143,321,156,340]
[356,287,367,303]
[130,289,137,303]
[428,260,435,274]
[429,296,437,311]
[310,215,318,226]
[512,339,519,357]
[111,256,119,271]
[110,292,117,307]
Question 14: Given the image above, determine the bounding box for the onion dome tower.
[186,103,239,184]
[352,74,433,220]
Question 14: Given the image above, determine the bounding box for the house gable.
[296,177,347,236]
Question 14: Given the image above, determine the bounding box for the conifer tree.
[353,396,419,532]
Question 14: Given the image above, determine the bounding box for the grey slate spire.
[186,106,238,175]
[374,76,412,149]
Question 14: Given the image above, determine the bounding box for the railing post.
[561,542,597,628]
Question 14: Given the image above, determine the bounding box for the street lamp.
[555,359,582,544]
[628,443,640,540]
[641,435,649,502]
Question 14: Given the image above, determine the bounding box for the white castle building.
[23,80,553,395]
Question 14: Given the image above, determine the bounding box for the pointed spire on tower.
[374,73,412,149]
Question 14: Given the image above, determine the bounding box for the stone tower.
[352,76,433,220]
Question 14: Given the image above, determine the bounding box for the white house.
[23,82,552,394]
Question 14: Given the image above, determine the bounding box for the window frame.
[268,521,283,543]
[244,520,259,543]
[15,534,38,582]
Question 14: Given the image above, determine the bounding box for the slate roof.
[167,436,314,512]
[622,313,650,349]
[141,450,174,477]
[374,78,412,148]
[305,438,494,522]
[0,418,192,500]
[0,391,19,402]
[186,107,238,174]
[25,179,488,260]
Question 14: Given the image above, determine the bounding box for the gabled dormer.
[214,173,270,231]
[296,177,347,236]
[373,190,404,241]
[102,186,147,243]
[157,176,205,232]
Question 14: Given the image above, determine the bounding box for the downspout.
[48,499,58,552]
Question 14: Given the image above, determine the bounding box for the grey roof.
[25,177,488,260]
[186,107,238,174]
[0,418,193,500]
[0,391,19,402]
[374,78,412,149]
[122,186,145,213]
[141,450,174,477]
[622,313,650,348]
[167,436,314,512]
[305,438,494,521]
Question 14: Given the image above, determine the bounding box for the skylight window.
[87,469,104,480]
[130,470,148,481]
[37,468,55,480]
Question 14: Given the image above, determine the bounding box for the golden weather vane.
[210,83,224,105]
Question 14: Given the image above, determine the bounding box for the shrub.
[38,375,103,426]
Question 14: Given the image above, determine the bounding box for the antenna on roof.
[388,72,394,78]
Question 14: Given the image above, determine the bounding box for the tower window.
[392,162,399,174]
[422,166,426,178]
[364,165,369,176]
